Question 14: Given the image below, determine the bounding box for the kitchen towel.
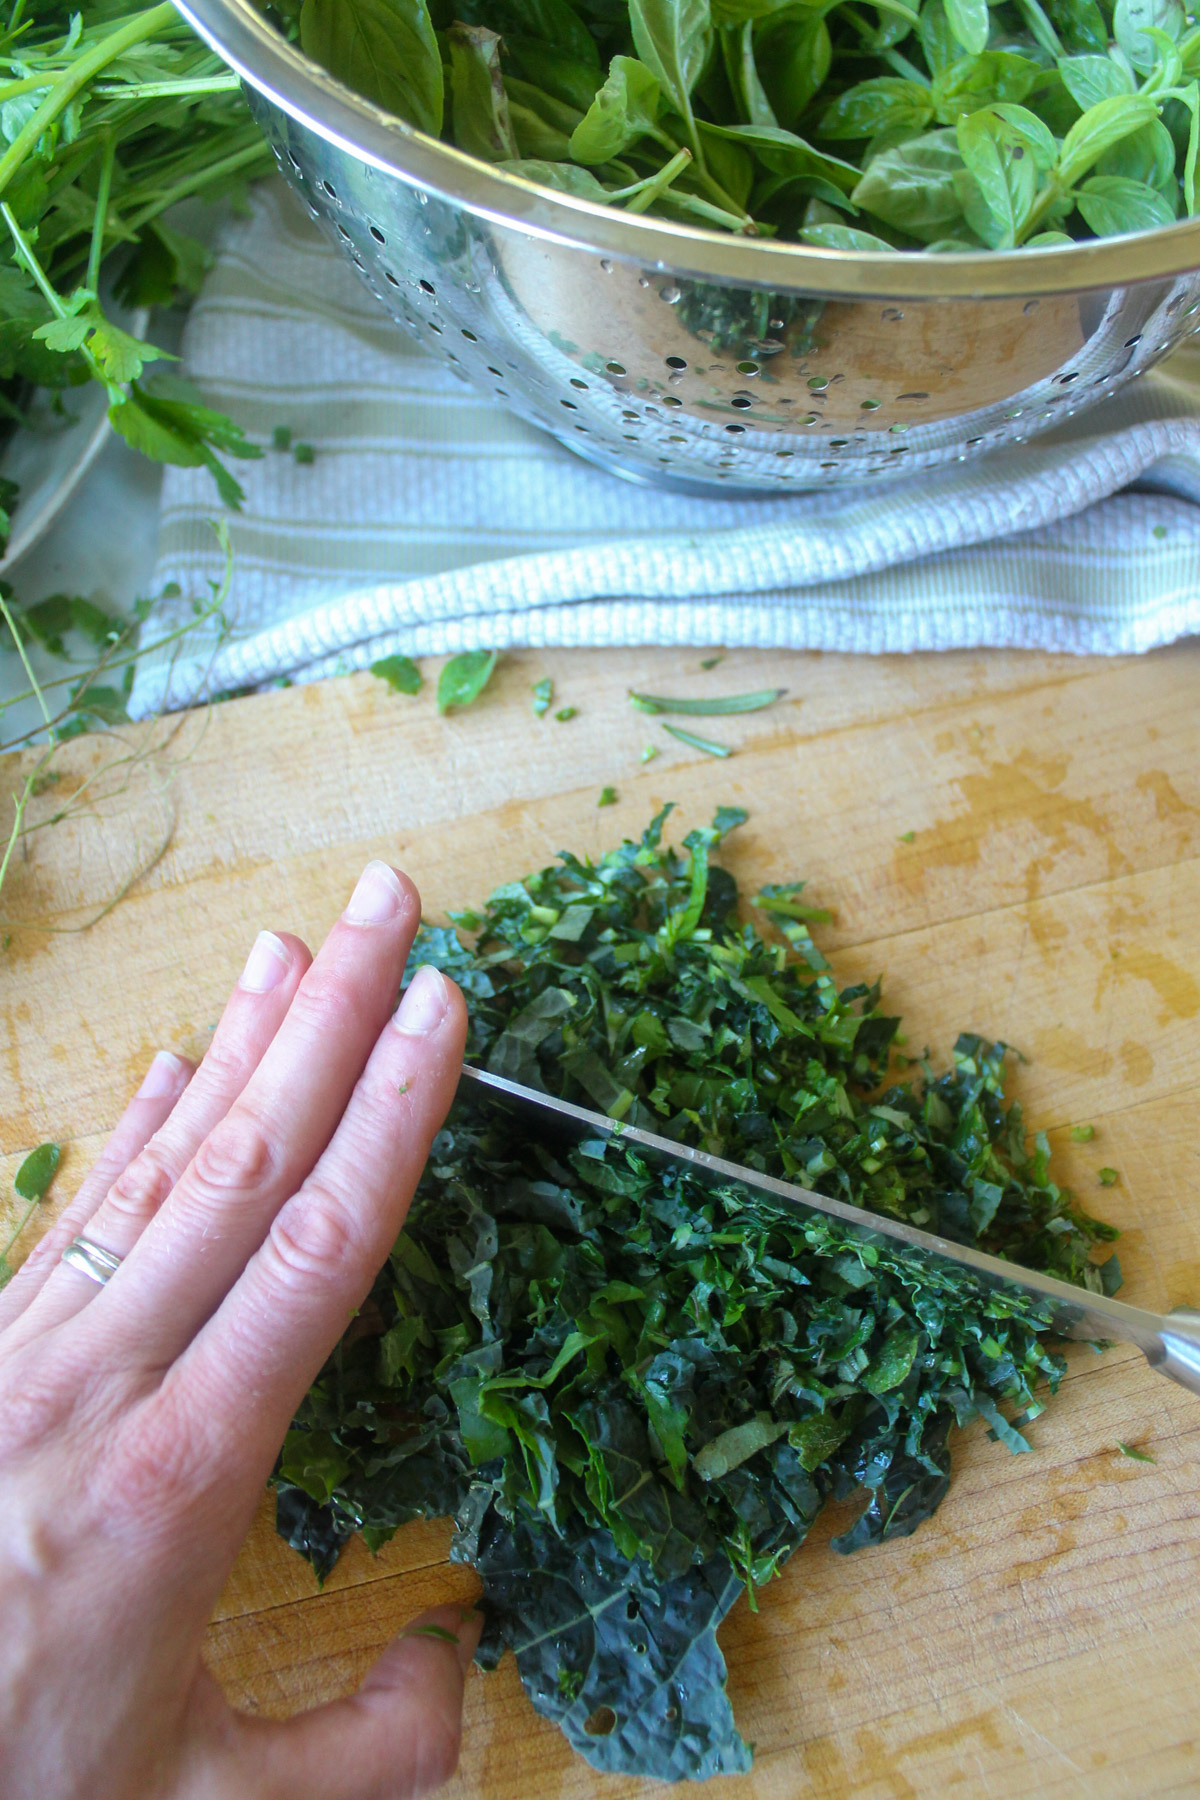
[131,179,1200,718]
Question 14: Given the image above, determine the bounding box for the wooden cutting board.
[3,643,1199,1799]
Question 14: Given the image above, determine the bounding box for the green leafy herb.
[293,442,316,465]
[631,688,785,715]
[641,743,661,763]
[288,0,1200,248]
[1098,1166,1119,1185]
[14,1142,60,1202]
[274,809,1117,1781]
[700,655,723,670]
[438,650,499,714]
[598,785,619,805]
[663,723,734,756]
[1070,1124,1095,1141]
[532,677,554,716]
[273,425,294,451]
[555,705,579,722]
[370,654,423,695]
[1117,1441,1155,1462]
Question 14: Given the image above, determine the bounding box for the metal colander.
[178,0,1200,495]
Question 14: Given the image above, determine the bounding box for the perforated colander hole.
[385,271,401,287]
[335,223,351,241]
[880,307,903,322]
[724,423,747,435]
[830,437,849,448]
[320,179,338,201]
[606,361,627,375]
[461,328,479,342]
[569,377,588,389]
[808,376,828,391]
[600,257,613,273]
[487,365,503,377]
[1167,295,1184,315]
[369,223,386,245]
[1058,371,1080,384]
[419,279,436,296]
[897,390,928,402]
[731,395,753,410]
[575,425,590,433]
[585,1709,617,1738]
[860,398,881,411]
[662,394,682,407]
[287,149,302,173]
[560,399,578,410]
[1023,299,1039,314]
[665,355,687,369]
[428,321,442,335]
[660,284,682,304]
[736,360,759,376]
[801,413,820,425]
[1124,334,1143,347]
[495,388,508,397]
[668,433,686,443]
[621,410,638,421]
[622,433,638,441]
[775,449,795,458]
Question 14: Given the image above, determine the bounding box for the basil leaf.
[1058,50,1136,109]
[448,24,520,162]
[702,121,860,189]
[501,157,615,199]
[628,0,712,138]
[1114,0,1184,72]
[931,50,1042,121]
[801,222,895,247]
[820,76,934,139]
[944,0,991,56]
[958,107,1039,245]
[437,649,499,712]
[1057,91,1158,187]
[14,1142,60,1202]
[1076,171,1176,231]
[852,130,969,236]
[757,15,832,128]
[299,0,443,136]
[570,56,662,162]
[1045,0,1108,52]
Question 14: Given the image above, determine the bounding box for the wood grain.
[2,643,1198,1800]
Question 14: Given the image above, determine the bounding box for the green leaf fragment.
[532,677,554,716]
[662,723,734,757]
[370,654,422,695]
[598,785,618,806]
[1097,1167,1119,1185]
[438,650,499,714]
[630,688,785,715]
[555,705,578,721]
[1117,1441,1155,1462]
[1070,1124,1095,1141]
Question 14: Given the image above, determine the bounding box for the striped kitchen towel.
[131,180,1200,717]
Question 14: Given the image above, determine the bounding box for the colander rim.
[178,0,1200,302]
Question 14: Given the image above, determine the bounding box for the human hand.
[0,862,474,1800]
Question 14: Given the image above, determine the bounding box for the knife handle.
[1147,1308,1200,1396]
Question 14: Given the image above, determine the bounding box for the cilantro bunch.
[280,0,1200,245]
[275,808,1118,1781]
[0,0,273,541]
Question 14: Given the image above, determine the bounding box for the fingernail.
[238,930,293,993]
[136,1050,189,1101]
[393,964,448,1035]
[345,860,408,926]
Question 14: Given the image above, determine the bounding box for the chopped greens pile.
[278,0,1200,247]
[275,807,1118,1781]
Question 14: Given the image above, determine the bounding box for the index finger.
[167,961,467,1480]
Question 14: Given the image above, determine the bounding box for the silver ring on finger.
[60,1235,124,1287]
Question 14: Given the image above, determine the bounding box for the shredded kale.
[275,807,1117,1780]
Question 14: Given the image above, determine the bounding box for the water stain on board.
[1096,947,1200,1025]
[894,748,1129,939]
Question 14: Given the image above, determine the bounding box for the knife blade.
[458,1064,1200,1398]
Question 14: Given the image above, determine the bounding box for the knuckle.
[105,1145,176,1228]
[261,1188,369,1297]
[195,1027,252,1095]
[189,1108,278,1201]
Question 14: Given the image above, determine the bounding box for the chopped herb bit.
[640,745,660,764]
[532,677,554,717]
[898,831,916,844]
[700,656,723,671]
[630,688,785,716]
[1152,525,1168,540]
[370,654,422,696]
[663,723,733,758]
[274,808,1117,1784]
[438,650,498,715]
[405,1623,462,1644]
[14,1143,60,1202]
[1117,1442,1155,1463]
[397,1079,410,1095]
[598,786,618,807]
[272,425,293,451]
[555,706,578,722]
[1071,1125,1095,1142]
[293,442,316,465]
[1098,1167,1119,1186]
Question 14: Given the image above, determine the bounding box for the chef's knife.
[459,1064,1200,1398]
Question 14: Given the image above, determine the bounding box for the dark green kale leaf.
[275,808,1117,1780]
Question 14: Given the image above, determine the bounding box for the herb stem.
[119,136,273,235]
[0,1,177,201]
[86,133,117,297]
[662,723,734,757]
[0,588,55,739]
